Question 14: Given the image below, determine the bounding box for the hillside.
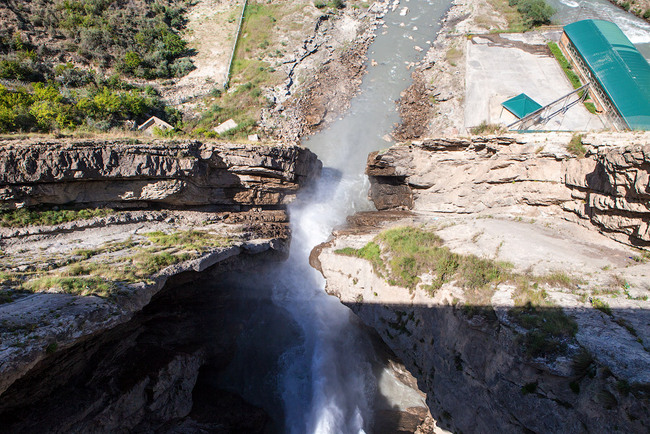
[0,0,193,134]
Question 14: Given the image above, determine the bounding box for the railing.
[508,83,591,130]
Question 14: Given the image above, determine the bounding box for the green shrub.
[592,298,612,316]
[0,207,114,228]
[509,0,555,27]
[24,276,115,297]
[469,121,504,135]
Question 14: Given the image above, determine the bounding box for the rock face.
[317,133,650,433]
[367,133,650,247]
[0,138,321,209]
[0,138,321,428]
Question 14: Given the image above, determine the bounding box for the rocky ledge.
[0,138,321,410]
[317,133,650,433]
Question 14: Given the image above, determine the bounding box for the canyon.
[0,138,320,432]
[316,133,650,433]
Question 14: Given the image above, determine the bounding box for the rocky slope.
[0,138,321,429]
[316,133,650,433]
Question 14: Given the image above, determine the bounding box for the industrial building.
[559,19,650,130]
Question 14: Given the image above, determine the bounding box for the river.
[214,1,649,433]
[215,1,450,433]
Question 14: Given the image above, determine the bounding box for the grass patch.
[336,242,384,275]
[592,298,612,316]
[190,0,297,138]
[0,207,114,228]
[145,230,231,251]
[567,134,586,158]
[337,227,511,302]
[336,226,581,357]
[445,47,462,67]
[548,42,582,90]
[486,0,529,31]
[548,42,598,115]
[469,121,504,135]
[510,276,578,357]
[23,276,115,297]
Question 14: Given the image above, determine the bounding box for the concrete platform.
[464,32,604,131]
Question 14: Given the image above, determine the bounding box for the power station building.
[559,19,650,130]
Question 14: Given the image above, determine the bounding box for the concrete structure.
[214,118,238,135]
[137,116,173,136]
[465,33,602,131]
[559,19,650,131]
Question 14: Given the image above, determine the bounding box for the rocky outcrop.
[366,133,650,247]
[0,138,320,209]
[317,132,650,433]
[0,273,273,432]
[0,138,321,411]
[319,229,650,433]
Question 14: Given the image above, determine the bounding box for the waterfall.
[269,1,449,432]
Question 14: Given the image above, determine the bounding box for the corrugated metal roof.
[564,19,650,130]
[501,93,542,119]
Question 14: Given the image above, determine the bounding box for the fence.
[223,0,248,89]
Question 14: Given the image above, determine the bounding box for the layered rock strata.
[0,138,321,407]
[0,138,320,209]
[317,133,650,433]
[367,133,650,247]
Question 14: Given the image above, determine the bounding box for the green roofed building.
[559,19,650,130]
[501,93,543,119]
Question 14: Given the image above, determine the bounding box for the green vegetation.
[508,0,555,27]
[548,42,598,115]
[0,1,193,80]
[23,276,115,297]
[14,230,231,298]
[189,1,290,139]
[336,242,384,274]
[548,42,581,89]
[336,226,581,357]
[592,297,612,316]
[487,0,554,30]
[0,1,189,134]
[145,230,231,250]
[469,121,504,135]
[567,134,586,158]
[315,0,347,8]
[0,207,114,228]
[0,79,180,133]
[445,47,462,67]
[337,227,511,303]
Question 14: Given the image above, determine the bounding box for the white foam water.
[268,1,450,431]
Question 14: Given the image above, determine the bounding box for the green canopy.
[501,93,542,119]
[564,19,650,130]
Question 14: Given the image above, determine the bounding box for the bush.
[509,0,555,27]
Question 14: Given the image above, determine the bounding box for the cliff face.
[0,139,320,209]
[317,133,650,433]
[0,138,321,429]
[367,133,650,247]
